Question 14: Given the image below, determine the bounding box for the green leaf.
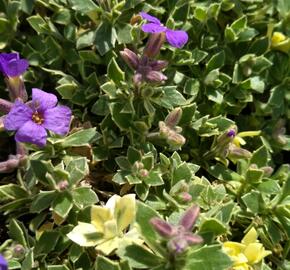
[95,256,121,270]
[144,171,164,186]
[60,128,96,147]
[250,145,269,168]
[0,184,28,202]
[94,21,117,55]
[117,243,163,269]
[199,218,228,235]
[27,15,49,34]
[107,58,125,84]
[47,266,70,270]
[35,231,60,255]
[69,0,99,13]
[21,249,34,270]
[206,51,225,72]
[72,187,98,208]
[127,146,142,165]
[9,219,27,247]
[207,164,243,182]
[51,192,73,219]
[184,245,232,270]
[30,191,57,213]
[154,86,187,109]
[66,157,89,185]
[242,191,265,214]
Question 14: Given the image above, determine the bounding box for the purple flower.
[150,205,203,254]
[0,254,7,270]
[140,12,188,48]
[0,53,29,77]
[4,88,71,147]
[120,48,168,85]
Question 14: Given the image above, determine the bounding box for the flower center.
[32,112,44,125]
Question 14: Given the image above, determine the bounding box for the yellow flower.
[271,32,290,53]
[223,228,271,270]
[67,194,141,255]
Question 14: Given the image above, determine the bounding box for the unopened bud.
[167,133,186,149]
[13,244,25,258]
[57,180,69,191]
[179,205,200,231]
[167,236,188,254]
[139,169,149,178]
[228,144,252,159]
[143,32,166,58]
[146,70,167,83]
[178,192,192,202]
[165,108,182,128]
[133,73,143,86]
[150,60,168,71]
[0,156,22,173]
[0,98,13,114]
[120,48,139,70]
[130,14,142,25]
[260,166,274,177]
[227,129,236,138]
[150,217,174,238]
[5,77,27,102]
[133,161,144,171]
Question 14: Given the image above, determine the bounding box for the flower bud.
[0,99,13,114]
[150,217,174,238]
[133,73,143,86]
[165,108,182,128]
[166,132,186,149]
[57,180,69,191]
[178,192,192,203]
[13,244,25,258]
[139,169,149,178]
[228,144,252,159]
[5,77,27,102]
[0,156,21,173]
[143,32,166,58]
[145,70,167,83]
[179,205,200,231]
[120,48,139,70]
[167,236,188,254]
[260,166,274,177]
[150,60,168,71]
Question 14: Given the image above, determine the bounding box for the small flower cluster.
[150,205,203,254]
[120,12,188,86]
[223,227,271,270]
[0,52,71,172]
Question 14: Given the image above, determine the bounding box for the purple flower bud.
[13,244,25,258]
[165,108,182,128]
[143,32,166,58]
[150,217,174,238]
[0,254,8,270]
[166,132,186,149]
[5,77,28,102]
[167,236,188,254]
[179,205,200,231]
[228,144,252,159]
[227,129,236,137]
[183,232,203,245]
[139,169,149,178]
[150,60,168,71]
[120,48,139,70]
[0,98,13,114]
[145,70,167,83]
[178,192,192,202]
[0,155,22,173]
[0,53,29,77]
[260,166,274,177]
[133,73,143,86]
[57,180,69,190]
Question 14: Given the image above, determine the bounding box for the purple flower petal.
[165,29,188,48]
[179,205,200,231]
[15,120,47,147]
[141,23,167,33]
[183,233,203,245]
[4,100,32,131]
[43,105,71,135]
[150,217,174,238]
[139,12,161,24]
[0,254,8,270]
[2,59,29,77]
[32,88,57,112]
[0,52,19,63]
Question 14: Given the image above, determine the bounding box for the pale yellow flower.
[223,228,271,270]
[271,32,290,53]
[67,194,141,255]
